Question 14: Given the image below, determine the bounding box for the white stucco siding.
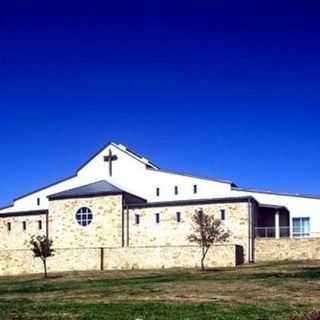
[0,175,93,213]
[144,169,232,202]
[77,144,151,198]
[2,141,319,239]
[231,189,320,236]
[0,143,233,214]
[77,143,232,202]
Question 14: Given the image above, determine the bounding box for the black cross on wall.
[104,149,118,177]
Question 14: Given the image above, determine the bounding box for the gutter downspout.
[126,205,130,247]
[248,198,254,263]
[121,197,125,248]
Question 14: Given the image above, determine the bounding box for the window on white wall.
[155,213,160,224]
[38,220,42,230]
[292,217,310,237]
[156,188,160,197]
[7,222,11,232]
[22,221,26,231]
[176,212,181,222]
[135,214,140,225]
[174,186,178,195]
[37,198,40,206]
[193,185,197,194]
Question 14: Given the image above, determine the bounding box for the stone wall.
[0,244,237,276]
[255,238,320,261]
[49,195,123,249]
[129,202,250,262]
[0,248,101,276]
[0,214,46,250]
[103,245,237,270]
[0,195,250,276]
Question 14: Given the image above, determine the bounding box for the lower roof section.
[0,209,48,218]
[48,180,146,205]
[0,195,258,217]
[128,196,257,209]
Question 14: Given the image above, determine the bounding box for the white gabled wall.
[0,143,232,214]
[77,144,232,202]
[0,175,97,213]
[2,141,320,238]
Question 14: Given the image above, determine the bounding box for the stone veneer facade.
[128,202,251,262]
[255,238,320,261]
[0,194,255,276]
[0,213,47,250]
[49,195,123,249]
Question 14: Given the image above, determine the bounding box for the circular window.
[76,207,93,227]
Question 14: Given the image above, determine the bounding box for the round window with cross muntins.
[76,207,93,227]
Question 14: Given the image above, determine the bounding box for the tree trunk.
[201,256,205,271]
[43,259,48,279]
[201,247,206,271]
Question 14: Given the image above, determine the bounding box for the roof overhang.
[128,196,257,209]
[0,209,48,218]
[259,203,289,212]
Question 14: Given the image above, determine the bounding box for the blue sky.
[1,1,320,206]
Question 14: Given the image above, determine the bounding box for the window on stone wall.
[76,207,93,227]
[7,222,11,232]
[22,221,26,231]
[221,209,226,221]
[193,185,197,194]
[176,212,181,223]
[135,214,140,225]
[174,186,178,195]
[156,188,160,197]
[155,213,160,224]
[38,220,42,230]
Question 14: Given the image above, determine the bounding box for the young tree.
[30,235,54,279]
[187,209,229,271]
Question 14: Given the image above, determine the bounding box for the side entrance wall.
[255,238,320,261]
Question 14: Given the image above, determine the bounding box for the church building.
[0,142,319,276]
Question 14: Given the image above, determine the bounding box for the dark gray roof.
[146,167,236,186]
[128,196,257,209]
[48,180,146,205]
[259,203,289,211]
[232,186,320,200]
[0,210,48,218]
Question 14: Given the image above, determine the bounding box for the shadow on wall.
[236,245,244,265]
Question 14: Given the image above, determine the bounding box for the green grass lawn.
[0,261,319,319]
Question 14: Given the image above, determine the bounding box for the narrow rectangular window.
[22,221,26,231]
[37,198,40,206]
[176,212,181,223]
[135,214,140,225]
[156,188,160,197]
[38,220,42,230]
[155,213,160,224]
[193,185,197,194]
[7,222,11,232]
[221,209,226,221]
[174,186,178,195]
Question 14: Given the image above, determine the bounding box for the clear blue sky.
[1,1,320,206]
